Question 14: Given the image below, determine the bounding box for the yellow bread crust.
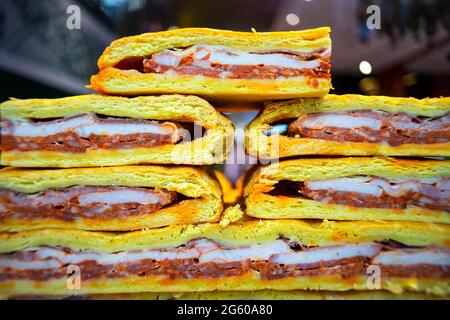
[97,27,332,69]
[89,69,331,101]
[246,94,450,158]
[0,219,448,253]
[0,166,222,231]
[0,274,448,296]
[82,290,448,300]
[245,157,450,223]
[3,290,446,300]
[0,94,234,166]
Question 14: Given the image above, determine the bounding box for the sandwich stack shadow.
[0,27,449,299]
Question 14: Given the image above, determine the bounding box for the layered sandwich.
[90,27,331,100]
[0,166,222,231]
[0,94,233,167]
[246,95,450,158]
[245,157,450,224]
[0,218,448,296]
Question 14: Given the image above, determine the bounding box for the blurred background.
[0,0,449,185]
[0,0,448,101]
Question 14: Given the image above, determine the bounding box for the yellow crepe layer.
[245,157,450,224]
[90,27,331,100]
[112,290,446,300]
[0,268,448,296]
[246,94,450,158]
[0,219,448,296]
[0,94,234,167]
[2,218,448,253]
[6,290,441,300]
[0,165,222,231]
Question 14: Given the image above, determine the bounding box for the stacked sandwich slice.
[246,94,450,159]
[1,94,233,167]
[90,27,332,100]
[1,215,448,296]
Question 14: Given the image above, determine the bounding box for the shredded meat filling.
[142,45,331,81]
[288,110,450,146]
[0,186,177,221]
[0,113,188,153]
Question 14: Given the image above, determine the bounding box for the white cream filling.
[0,246,200,270]
[270,243,381,265]
[78,190,160,206]
[199,240,292,263]
[299,112,448,131]
[4,113,175,138]
[373,248,450,266]
[301,114,383,130]
[152,45,324,70]
[305,177,447,198]
[1,187,166,209]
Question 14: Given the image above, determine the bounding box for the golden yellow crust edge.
[1,275,448,296]
[0,165,221,196]
[1,94,231,129]
[245,94,450,157]
[90,69,331,101]
[97,27,331,69]
[246,193,450,224]
[0,219,448,253]
[3,290,446,300]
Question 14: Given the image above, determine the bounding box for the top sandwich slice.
[246,94,450,158]
[90,27,332,101]
[0,94,233,167]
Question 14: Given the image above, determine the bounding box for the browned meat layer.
[288,110,450,146]
[143,59,331,80]
[141,46,331,82]
[0,132,179,153]
[299,177,450,212]
[0,114,187,153]
[1,251,448,282]
[0,186,177,221]
[301,187,450,212]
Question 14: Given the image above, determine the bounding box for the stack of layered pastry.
[0,27,448,300]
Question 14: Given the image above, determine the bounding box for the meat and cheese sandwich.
[245,157,450,224]
[0,165,222,231]
[90,27,332,100]
[0,94,233,167]
[0,218,448,296]
[246,95,450,158]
